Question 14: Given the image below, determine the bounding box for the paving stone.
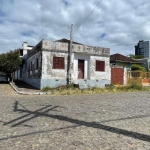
[0,84,150,149]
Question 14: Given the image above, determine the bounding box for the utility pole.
[69,24,73,84]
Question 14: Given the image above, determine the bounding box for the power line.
[73,0,103,34]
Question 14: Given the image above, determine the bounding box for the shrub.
[41,86,53,92]
[128,82,143,90]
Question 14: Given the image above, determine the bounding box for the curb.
[9,82,51,95]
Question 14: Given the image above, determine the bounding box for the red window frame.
[96,60,105,72]
[53,57,65,69]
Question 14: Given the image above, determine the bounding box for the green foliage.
[117,82,143,91]
[128,54,144,59]
[128,82,143,90]
[41,86,54,92]
[131,64,145,72]
[0,50,22,75]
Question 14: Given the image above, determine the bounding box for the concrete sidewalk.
[10,81,51,95]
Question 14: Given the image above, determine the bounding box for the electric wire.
[73,0,103,34]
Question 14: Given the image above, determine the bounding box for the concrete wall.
[72,54,110,88]
[73,53,90,80]
[90,56,110,80]
[72,44,110,56]
[115,62,132,70]
[27,51,42,78]
[41,51,68,79]
[24,78,41,89]
[42,40,68,51]
[41,40,110,56]
[23,39,111,89]
[41,79,67,89]
[22,42,33,56]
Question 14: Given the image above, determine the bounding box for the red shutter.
[53,57,64,69]
[96,60,105,71]
[100,61,105,71]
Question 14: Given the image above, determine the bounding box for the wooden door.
[111,68,124,85]
[78,60,84,79]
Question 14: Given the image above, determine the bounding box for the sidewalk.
[10,81,51,95]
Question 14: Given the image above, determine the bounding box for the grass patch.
[41,82,150,95]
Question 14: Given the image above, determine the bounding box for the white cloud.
[0,0,150,56]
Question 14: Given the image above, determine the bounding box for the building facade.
[110,53,141,70]
[135,40,150,58]
[21,39,110,89]
[12,42,33,80]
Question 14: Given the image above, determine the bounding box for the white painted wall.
[90,56,110,80]
[42,51,68,79]
[22,42,33,56]
[73,53,90,80]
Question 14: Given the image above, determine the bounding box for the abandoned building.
[15,39,110,89]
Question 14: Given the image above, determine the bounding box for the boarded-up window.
[53,57,65,69]
[96,60,105,72]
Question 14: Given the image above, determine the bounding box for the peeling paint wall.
[42,40,68,51]
[42,51,68,79]
[24,39,110,89]
[90,56,110,80]
[27,51,42,78]
[72,44,110,56]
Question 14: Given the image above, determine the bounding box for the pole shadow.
[1,101,150,142]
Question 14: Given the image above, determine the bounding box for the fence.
[127,71,150,84]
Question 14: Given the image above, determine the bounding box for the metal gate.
[111,68,124,85]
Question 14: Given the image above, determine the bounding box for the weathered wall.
[41,51,68,79]
[24,39,111,89]
[90,56,110,80]
[73,53,90,80]
[41,79,67,89]
[72,44,109,56]
[24,78,41,89]
[75,79,110,89]
[41,40,110,56]
[27,51,42,79]
[42,40,68,52]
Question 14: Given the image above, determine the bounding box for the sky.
[0,0,150,55]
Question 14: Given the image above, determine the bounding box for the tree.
[131,64,145,72]
[128,54,144,59]
[0,50,22,76]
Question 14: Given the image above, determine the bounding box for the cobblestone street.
[0,84,150,150]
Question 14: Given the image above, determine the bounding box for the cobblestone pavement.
[0,84,150,150]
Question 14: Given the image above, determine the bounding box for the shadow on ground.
[1,101,150,142]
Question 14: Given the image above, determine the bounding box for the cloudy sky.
[0,0,150,55]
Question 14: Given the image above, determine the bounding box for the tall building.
[135,40,150,58]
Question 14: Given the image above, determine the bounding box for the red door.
[111,68,124,85]
[78,60,84,79]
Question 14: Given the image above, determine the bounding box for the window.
[30,61,32,70]
[36,58,39,69]
[96,60,105,72]
[53,57,65,69]
[19,49,23,56]
[20,68,22,78]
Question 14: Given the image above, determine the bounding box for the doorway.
[78,60,84,79]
